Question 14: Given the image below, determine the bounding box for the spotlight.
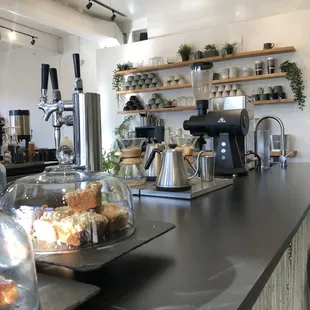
[30,37,35,45]
[86,1,92,9]
[111,10,116,21]
[8,31,16,41]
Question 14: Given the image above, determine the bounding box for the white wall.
[0,35,99,148]
[97,9,310,161]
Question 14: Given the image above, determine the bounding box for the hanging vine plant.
[112,63,133,108]
[280,61,306,110]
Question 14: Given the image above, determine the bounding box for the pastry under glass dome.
[0,213,40,309]
[0,146,135,254]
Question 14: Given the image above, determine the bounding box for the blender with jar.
[117,138,147,187]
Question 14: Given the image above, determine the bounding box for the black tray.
[36,220,175,272]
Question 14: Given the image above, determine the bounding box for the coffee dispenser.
[38,54,102,171]
[183,62,249,175]
[9,110,31,148]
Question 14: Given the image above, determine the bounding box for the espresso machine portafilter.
[183,62,249,176]
[38,54,102,171]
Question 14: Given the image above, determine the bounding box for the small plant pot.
[204,50,219,58]
[181,55,190,61]
[226,47,235,55]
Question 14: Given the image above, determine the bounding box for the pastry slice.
[65,182,102,212]
[33,219,58,243]
[0,277,19,308]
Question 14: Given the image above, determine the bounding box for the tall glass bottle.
[1,128,12,164]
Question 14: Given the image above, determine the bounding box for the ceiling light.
[111,10,116,21]
[86,1,92,9]
[8,31,16,41]
[30,37,35,45]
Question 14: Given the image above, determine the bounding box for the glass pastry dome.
[0,213,40,310]
[0,146,135,254]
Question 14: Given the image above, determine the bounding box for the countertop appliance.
[9,110,31,148]
[38,54,102,171]
[135,126,164,143]
[209,95,255,170]
[143,141,165,181]
[183,62,249,176]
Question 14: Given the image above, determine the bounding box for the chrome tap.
[255,115,287,168]
[38,54,102,171]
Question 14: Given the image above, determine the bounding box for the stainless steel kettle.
[143,142,165,180]
[145,146,202,191]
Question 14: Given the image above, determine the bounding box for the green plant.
[102,151,120,175]
[204,44,216,51]
[177,44,192,61]
[221,42,238,57]
[112,63,133,107]
[114,115,136,139]
[280,61,306,110]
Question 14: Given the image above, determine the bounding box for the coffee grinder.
[183,62,249,175]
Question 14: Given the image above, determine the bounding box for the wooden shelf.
[116,83,191,95]
[116,46,295,76]
[253,98,294,105]
[117,106,196,114]
[271,150,297,157]
[213,72,286,85]
[117,73,286,95]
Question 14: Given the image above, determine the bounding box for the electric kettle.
[143,141,165,180]
[145,145,202,191]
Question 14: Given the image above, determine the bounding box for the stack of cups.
[229,67,238,78]
[267,57,275,74]
[220,68,229,80]
[255,60,263,75]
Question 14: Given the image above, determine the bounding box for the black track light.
[86,1,92,9]
[111,10,116,21]
[30,37,35,45]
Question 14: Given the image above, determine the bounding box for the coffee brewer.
[183,62,249,176]
[38,54,102,171]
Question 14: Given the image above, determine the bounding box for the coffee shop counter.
[38,163,310,310]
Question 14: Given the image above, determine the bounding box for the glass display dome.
[0,213,40,309]
[0,146,135,254]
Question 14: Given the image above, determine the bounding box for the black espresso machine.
[183,62,249,176]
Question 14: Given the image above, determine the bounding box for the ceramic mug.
[221,74,229,80]
[252,94,260,101]
[242,67,251,77]
[278,92,286,99]
[211,86,218,93]
[269,93,279,100]
[236,89,244,96]
[273,85,283,93]
[218,85,225,92]
[225,84,232,91]
[260,94,270,100]
[232,84,239,90]
[264,43,274,49]
[254,87,263,94]
[215,92,222,98]
[229,67,238,78]
[263,86,273,94]
[222,91,229,97]
[229,90,236,97]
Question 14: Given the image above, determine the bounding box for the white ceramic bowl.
[167,75,174,82]
[174,74,182,81]
[218,85,225,92]
[178,78,186,85]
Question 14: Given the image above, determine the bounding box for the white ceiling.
[1,0,310,39]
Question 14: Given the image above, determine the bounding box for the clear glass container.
[1,128,12,164]
[117,138,146,187]
[0,146,135,254]
[0,213,40,309]
[190,62,214,101]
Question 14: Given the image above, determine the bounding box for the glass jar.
[0,213,40,309]
[0,146,135,254]
[117,138,146,187]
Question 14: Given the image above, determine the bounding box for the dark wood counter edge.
[240,203,310,309]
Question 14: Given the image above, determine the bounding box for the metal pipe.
[255,115,286,167]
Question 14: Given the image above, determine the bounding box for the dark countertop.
[44,163,310,310]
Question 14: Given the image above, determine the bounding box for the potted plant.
[204,44,219,58]
[112,62,133,108]
[177,44,192,61]
[221,42,238,57]
[280,61,306,110]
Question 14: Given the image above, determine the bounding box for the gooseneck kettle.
[145,144,202,191]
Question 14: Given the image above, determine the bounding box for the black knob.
[73,53,81,78]
[49,68,59,90]
[169,144,177,149]
[41,64,50,90]
[183,120,189,131]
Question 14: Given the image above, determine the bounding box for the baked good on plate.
[0,277,19,307]
[98,204,129,232]
[65,182,102,212]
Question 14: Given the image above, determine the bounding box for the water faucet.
[255,115,286,168]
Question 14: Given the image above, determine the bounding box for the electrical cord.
[242,151,262,171]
